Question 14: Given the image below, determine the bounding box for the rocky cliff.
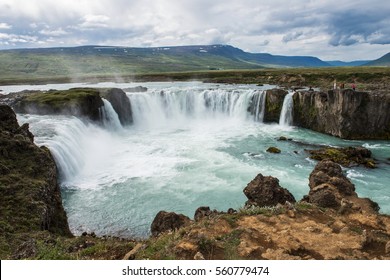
[0,105,71,258]
[0,88,133,126]
[263,89,288,123]
[293,89,390,139]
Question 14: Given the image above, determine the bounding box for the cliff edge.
[293,89,390,139]
[0,105,71,258]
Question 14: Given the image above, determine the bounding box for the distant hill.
[325,60,371,67]
[365,52,390,66]
[0,45,335,81]
[1,44,385,83]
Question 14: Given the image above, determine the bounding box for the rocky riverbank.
[139,160,389,260]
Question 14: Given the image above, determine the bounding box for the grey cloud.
[282,31,304,43]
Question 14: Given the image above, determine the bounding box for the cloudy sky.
[0,0,389,61]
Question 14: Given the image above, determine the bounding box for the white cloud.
[79,14,110,29]
[39,28,68,36]
[0,22,12,29]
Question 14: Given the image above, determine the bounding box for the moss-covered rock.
[266,147,281,153]
[8,88,104,122]
[307,146,376,168]
[0,105,71,259]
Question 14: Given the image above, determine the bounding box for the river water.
[3,81,389,238]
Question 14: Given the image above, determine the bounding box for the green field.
[0,45,389,90]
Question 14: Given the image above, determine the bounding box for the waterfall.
[100,98,122,130]
[279,91,294,126]
[253,91,266,122]
[127,88,264,127]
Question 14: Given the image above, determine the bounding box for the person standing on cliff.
[352,83,356,91]
[333,79,337,90]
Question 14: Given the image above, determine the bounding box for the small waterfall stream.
[279,91,294,126]
[100,98,122,130]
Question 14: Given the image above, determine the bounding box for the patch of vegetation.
[218,230,243,260]
[238,205,286,217]
[137,234,178,260]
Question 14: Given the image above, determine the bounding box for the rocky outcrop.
[3,88,103,122]
[99,88,133,125]
[293,89,390,140]
[304,160,379,213]
[243,174,296,207]
[263,89,288,123]
[0,105,71,258]
[151,211,191,236]
[0,87,134,126]
[307,146,376,168]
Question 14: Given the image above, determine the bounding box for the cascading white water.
[279,91,294,126]
[127,88,265,128]
[100,98,122,130]
[17,115,88,181]
[254,91,266,122]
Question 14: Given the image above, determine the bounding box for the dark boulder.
[308,160,355,195]
[266,147,281,153]
[151,211,191,236]
[243,173,296,207]
[308,184,341,208]
[194,206,212,221]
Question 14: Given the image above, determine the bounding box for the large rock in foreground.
[306,160,379,212]
[244,174,296,207]
[0,105,71,258]
[151,211,191,237]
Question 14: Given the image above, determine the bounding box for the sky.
[0,0,389,61]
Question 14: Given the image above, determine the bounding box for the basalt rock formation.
[0,87,133,126]
[243,174,296,207]
[2,88,103,122]
[304,160,380,212]
[99,88,133,125]
[0,105,71,258]
[263,89,288,123]
[293,89,390,140]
